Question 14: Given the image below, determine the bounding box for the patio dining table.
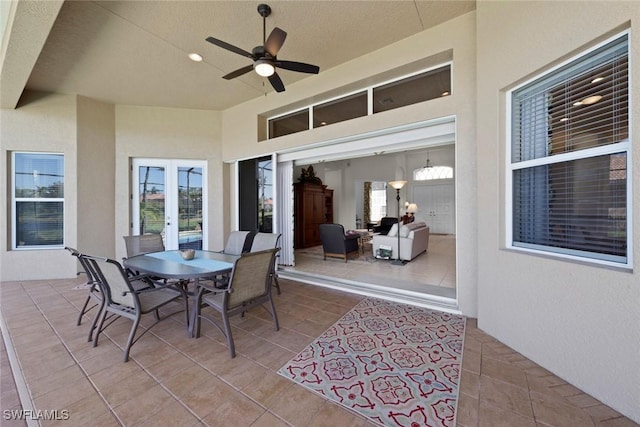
[123,250,239,336]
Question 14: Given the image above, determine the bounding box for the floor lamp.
[389,180,407,266]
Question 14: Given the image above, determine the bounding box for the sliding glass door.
[132,159,207,250]
[238,155,275,233]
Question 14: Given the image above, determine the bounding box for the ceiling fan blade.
[268,72,285,93]
[222,64,254,80]
[264,27,287,57]
[205,36,254,59]
[275,60,320,74]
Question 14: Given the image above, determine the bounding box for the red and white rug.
[278,298,466,426]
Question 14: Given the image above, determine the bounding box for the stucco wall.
[113,105,224,263]
[77,96,115,259]
[476,1,639,421]
[0,92,78,281]
[221,12,478,316]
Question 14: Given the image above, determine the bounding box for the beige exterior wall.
[77,96,115,259]
[221,12,478,317]
[0,92,78,280]
[476,1,639,421]
[113,105,223,263]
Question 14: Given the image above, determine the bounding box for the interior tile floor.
[288,234,456,296]
[1,276,637,427]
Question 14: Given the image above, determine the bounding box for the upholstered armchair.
[372,217,398,235]
[319,224,360,262]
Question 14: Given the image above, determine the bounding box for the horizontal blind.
[512,35,628,163]
[513,153,627,262]
[510,34,629,264]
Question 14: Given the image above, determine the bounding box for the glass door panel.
[138,165,166,237]
[257,158,273,232]
[178,166,203,249]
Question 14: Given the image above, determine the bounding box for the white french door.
[132,159,207,250]
[412,181,455,234]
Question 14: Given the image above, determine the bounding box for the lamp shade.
[407,203,418,213]
[389,180,407,190]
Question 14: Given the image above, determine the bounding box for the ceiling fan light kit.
[254,59,275,77]
[205,3,319,92]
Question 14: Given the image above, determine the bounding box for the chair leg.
[272,273,281,295]
[93,307,109,348]
[268,295,280,331]
[77,295,92,326]
[87,298,105,342]
[123,317,141,362]
[222,312,235,358]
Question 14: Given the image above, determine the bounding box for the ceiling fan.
[205,3,320,93]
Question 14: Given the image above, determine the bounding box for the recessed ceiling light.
[581,95,602,105]
[591,77,604,83]
[320,121,327,126]
[188,53,203,62]
[441,91,450,96]
[573,101,583,106]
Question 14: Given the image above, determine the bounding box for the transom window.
[12,152,65,249]
[268,64,451,139]
[508,33,630,266]
[414,166,454,181]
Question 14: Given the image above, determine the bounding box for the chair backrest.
[250,232,281,252]
[65,246,99,285]
[227,249,277,308]
[123,234,165,258]
[319,223,347,245]
[223,231,255,255]
[84,255,137,309]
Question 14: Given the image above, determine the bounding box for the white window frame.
[506,31,632,269]
[11,151,65,250]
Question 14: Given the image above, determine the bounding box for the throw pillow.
[399,225,410,238]
[387,223,398,237]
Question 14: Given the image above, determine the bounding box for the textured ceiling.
[15,1,475,110]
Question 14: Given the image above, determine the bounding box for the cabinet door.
[312,192,325,223]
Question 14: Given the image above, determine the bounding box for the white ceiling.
[4,1,475,111]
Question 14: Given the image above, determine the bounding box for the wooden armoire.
[293,182,333,248]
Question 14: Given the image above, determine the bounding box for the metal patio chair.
[250,232,282,295]
[193,248,279,358]
[85,255,188,362]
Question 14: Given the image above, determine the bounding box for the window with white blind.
[508,33,630,266]
[12,152,65,249]
[370,181,388,222]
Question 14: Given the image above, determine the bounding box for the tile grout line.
[0,294,40,427]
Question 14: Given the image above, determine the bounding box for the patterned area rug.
[278,298,466,426]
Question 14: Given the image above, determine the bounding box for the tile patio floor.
[0,276,637,427]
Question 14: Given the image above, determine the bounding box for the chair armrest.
[197,280,230,294]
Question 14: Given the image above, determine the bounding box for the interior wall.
[113,105,223,262]
[476,1,639,421]
[77,96,115,259]
[0,91,78,280]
